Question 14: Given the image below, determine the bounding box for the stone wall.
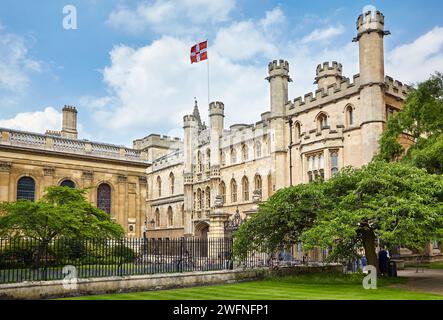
[0,265,342,300]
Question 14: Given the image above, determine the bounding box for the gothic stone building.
[1,10,439,258]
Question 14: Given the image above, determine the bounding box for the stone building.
[1,9,440,259]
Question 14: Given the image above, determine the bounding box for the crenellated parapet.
[384,76,412,100]
[152,148,184,172]
[266,59,291,81]
[209,101,224,116]
[315,61,344,89]
[133,133,182,151]
[353,10,390,42]
[62,105,78,113]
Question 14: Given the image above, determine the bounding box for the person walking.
[378,246,390,276]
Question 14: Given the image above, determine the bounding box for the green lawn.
[65,273,443,300]
[405,261,443,270]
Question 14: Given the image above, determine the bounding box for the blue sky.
[0,0,443,146]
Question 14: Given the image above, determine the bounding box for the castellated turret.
[209,101,224,137]
[266,59,292,117]
[61,105,78,139]
[315,61,343,90]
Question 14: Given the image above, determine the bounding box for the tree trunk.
[361,228,379,274]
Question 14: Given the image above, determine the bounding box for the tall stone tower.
[208,101,224,210]
[266,60,292,191]
[61,105,78,139]
[315,61,343,90]
[183,112,198,236]
[354,10,390,164]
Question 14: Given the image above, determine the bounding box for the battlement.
[132,133,182,151]
[384,76,412,99]
[209,101,224,115]
[356,10,385,34]
[62,105,77,113]
[268,59,289,73]
[290,74,361,110]
[316,61,342,76]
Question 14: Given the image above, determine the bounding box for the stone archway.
[194,221,209,257]
[194,221,209,239]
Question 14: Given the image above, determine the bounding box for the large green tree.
[233,182,328,262]
[301,161,443,270]
[378,72,443,173]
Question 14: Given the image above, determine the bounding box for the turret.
[315,61,343,90]
[266,59,292,117]
[61,105,78,139]
[183,114,198,174]
[209,101,224,136]
[353,10,390,84]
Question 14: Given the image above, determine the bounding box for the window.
[317,113,328,130]
[60,179,75,188]
[386,106,395,120]
[197,151,202,171]
[331,151,339,176]
[17,176,35,201]
[255,141,262,158]
[346,105,354,126]
[221,151,226,166]
[197,188,202,209]
[155,208,160,227]
[294,122,301,140]
[219,182,226,204]
[205,187,211,208]
[307,152,325,182]
[230,148,237,164]
[242,176,249,201]
[97,183,111,214]
[157,176,162,197]
[254,174,262,191]
[206,149,211,170]
[167,206,173,227]
[241,144,248,162]
[169,172,175,195]
[230,179,237,203]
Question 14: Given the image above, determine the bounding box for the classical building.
[1,9,440,259]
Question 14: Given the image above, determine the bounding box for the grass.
[405,261,443,270]
[64,272,443,300]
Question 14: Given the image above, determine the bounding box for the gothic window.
[295,122,301,141]
[255,141,262,158]
[155,208,160,228]
[206,149,211,170]
[241,144,248,162]
[346,105,354,126]
[167,206,173,227]
[169,172,175,195]
[60,179,76,188]
[97,183,111,214]
[317,113,328,130]
[219,181,226,204]
[242,176,249,201]
[17,177,36,201]
[307,152,325,182]
[254,174,262,191]
[221,151,226,166]
[230,179,237,203]
[197,188,202,209]
[197,151,202,171]
[230,148,237,165]
[331,151,339,176]
[205,186,211,208]
[156,176,162,197]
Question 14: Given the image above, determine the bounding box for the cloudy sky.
[0,0,443,146]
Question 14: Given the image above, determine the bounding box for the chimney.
[61,105,78,139]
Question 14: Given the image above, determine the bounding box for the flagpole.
[207,40,210,107]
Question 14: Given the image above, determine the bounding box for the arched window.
[242,176,249,201]
[307,153,325,182]
[156,176,162,197]
[167,206,173,227]
[17,176,36,201]
[219,181,226,204]
[331,151,339,176]
[254,174,262,191]
[206,149,211,170]
[60,179,76,188]
[294,122,301,140]
[169,172,175,195]
[230,179,237,203]
[197,188,202,209]
[346,105,354,126]
[230,148,237,164]
[97,183,111,214]
[317,113,328,130]
[255,141,262,158]
[155,208,160,228]
[241,144,248,162]
[205,186,211,208]
[221,151,226,166]
[197,151,202,171]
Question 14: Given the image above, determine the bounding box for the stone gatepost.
[207,196,230,259]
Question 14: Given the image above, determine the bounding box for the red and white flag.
[190,40,208,64]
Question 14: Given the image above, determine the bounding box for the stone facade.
[0,10,418,253]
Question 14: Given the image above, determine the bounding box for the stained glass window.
[97,183,111,214]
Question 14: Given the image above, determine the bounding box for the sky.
[0,0,443,147]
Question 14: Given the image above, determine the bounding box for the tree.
[0,186,124,267]
[233,182,328,262]
[301,161,443,271]
[378,72,443,173]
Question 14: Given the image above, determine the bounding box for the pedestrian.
[378,246,390,276]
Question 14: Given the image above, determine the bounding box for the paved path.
[394,268,443,296]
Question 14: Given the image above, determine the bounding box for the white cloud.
[107,0,235,34]
[0,107,61,133]
[0,31,41,92]
[301,25,345,43]
[387,27,443,83]
[79,95,114,109]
